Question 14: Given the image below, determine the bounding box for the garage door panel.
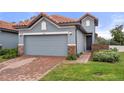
[24,35,67,56]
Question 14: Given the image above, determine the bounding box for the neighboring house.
[0,13,98,56]
[0,21,18,48]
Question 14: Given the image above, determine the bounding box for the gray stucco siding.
[81,16,95,33]
[19,18,76,45]
[83,34,86,51]
[24,35,68,56]
[77,30,86,54]
[0,31,18,48]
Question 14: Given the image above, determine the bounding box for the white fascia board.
[22,32,72,36]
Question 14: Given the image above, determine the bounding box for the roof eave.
[0,28,18,33]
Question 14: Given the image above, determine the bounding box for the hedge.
[92,50,120,63]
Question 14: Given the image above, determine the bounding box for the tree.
[110,25,124,45]
[96,36,109,45]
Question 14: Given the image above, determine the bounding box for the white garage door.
[24,35,68,56]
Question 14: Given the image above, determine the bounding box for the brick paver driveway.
[0,56,65,81]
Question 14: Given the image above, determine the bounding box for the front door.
[86,36,92,50]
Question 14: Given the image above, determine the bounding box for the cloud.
[96,30,111,39]
[111,14,124,26]
[97,13,124,39]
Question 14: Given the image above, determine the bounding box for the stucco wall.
[77,30,86,53]
[0,31,18,48]
[81,16,95,33]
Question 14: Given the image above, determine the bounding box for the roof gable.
[78,13,98,26]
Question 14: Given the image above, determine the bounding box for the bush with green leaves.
[0,49,10,56]
[92,50,120,63]
[67,55,77,60]
[0,48,18,59]
[76,52,83,58]
[110,47,118,52]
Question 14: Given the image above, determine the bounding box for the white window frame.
[86,20,90,26]
[41,21,47,30]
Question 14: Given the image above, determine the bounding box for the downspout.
[75,26,77,55]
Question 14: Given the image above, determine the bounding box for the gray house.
[0,13,98,56]
[14,13,98,56]
[0,21,18,49]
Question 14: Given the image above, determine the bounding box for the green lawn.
[40,52,124,81]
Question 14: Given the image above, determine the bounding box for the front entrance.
[86,35,92,50]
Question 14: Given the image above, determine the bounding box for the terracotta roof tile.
[50,15,77,23]
[13,13,98,28]
[14,13,78,28]
[0,20,16,30]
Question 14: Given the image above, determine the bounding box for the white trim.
[18,17,75,31]
[82,16,95,21]
[41,21,47,30]
[68,44,76,46]
[18,44,24,46]
[22,32,72,36]
[86,20,90,26]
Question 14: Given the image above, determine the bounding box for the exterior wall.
[18,44,24,56]
[77,30,86,54]
[81,16,95,33]
[19,18,76,45]
[0,31,18,48]
[81,16,96,44]
[68,44,76,55]
[83,33,86,51]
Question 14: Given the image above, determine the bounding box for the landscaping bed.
[0,48,18,63]
[40,52,124,81]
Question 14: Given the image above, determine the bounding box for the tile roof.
[0,13,98,30]
[14,13,98,28]
[14,13,78,28]
[49,15,77,23]
[0,20,16,30]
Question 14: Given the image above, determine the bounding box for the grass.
[40,52,124,81]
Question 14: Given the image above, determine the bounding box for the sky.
[1,12,124,39]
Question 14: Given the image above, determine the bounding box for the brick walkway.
[0,56,65,81]
[77,52,91,63]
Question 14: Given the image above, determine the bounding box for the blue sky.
[1,12,124,39]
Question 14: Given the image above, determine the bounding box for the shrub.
[76,52,83,58]
[0,48,18,59]
[92,50,120,63]
[76,54,80,58]
[66,55,77,60]
[0,49,10,56]
[110,47,118,52]
[80,52,83,55]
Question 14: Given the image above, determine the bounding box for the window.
[41,21,47,30]
[86,20,90,26]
